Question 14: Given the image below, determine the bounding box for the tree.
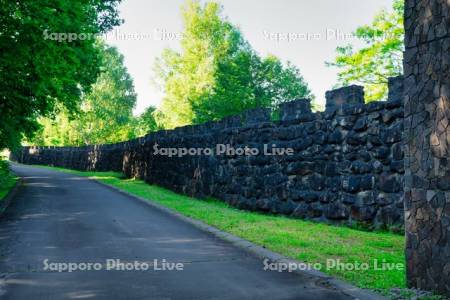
[252,55,316,110]
[30,42,138,146]
[30,106,81,146]
[134,106,159,137]
[75,42,137,145]
[0,0,122,149]
[154,0,313,129]
[326,0,404,102]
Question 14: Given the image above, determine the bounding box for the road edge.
[0,178,22,217]
[89,177,387,300]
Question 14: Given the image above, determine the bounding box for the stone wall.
[12,78,405,230]
[403,0,450,296]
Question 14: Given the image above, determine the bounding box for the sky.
[105,0,394,115]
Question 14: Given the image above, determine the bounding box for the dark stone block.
[325,177,341,192]
[263,173,286,186]
[346,132,367,145]
[355,191,376,207]
[354,116,368,131]
[351,205,377,221]
[292,202,309,218]
[334,115,357,129]
[314,131,327,144]
[277,200,295,215]
[341,103,366,115]
[376,193,396,206]
[437,172,450,190]
[342,193,357,205]
[286,161,314,175]
[381,125,403,144]
[374,146,390,159]
[323,107,337,119]
[378,173,402,193]
[375,204,401,226]
[387,76,404,103]
[307,174,325,191]
[390,160,405,173]
[325,202,349,220]
[324,163,338,176]
[255,197,274,212]
[366,101,386,112]
[309,202,323,218]
[382,108,403,123]
[279,99,312,121]
[342,176,360,193]
[325,85,364,109]
[329,129,346,143]
[392,142,404,160]
[290,190,319,203]
[242,108,270,124]
[368,135,383,146]
[360,175,375,190]
[358,150,371,162]
[350,161,371,174]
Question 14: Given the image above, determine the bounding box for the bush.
[0,159,16,201]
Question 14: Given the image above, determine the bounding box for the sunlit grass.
[35,165,406,292]
[0,159,18,201]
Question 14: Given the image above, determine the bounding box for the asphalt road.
[0,164,355,300]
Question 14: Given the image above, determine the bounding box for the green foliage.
[253,55,315,109]
[154,0,313,129]
[0,0,122,149]
[30,42,138,146]
[0,159,17,201]
[134,106,160,137]
[30,107,80,146]
[75,42,138,145]
[326,0,404,102]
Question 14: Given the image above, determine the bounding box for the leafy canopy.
[154,0,313,129]
[30,42,139,146]
[0,0,122,149]
[134,106,159,138]
[326,0,404,102]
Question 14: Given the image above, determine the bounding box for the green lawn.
[0,159,18,201]
[35,165,406,293]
